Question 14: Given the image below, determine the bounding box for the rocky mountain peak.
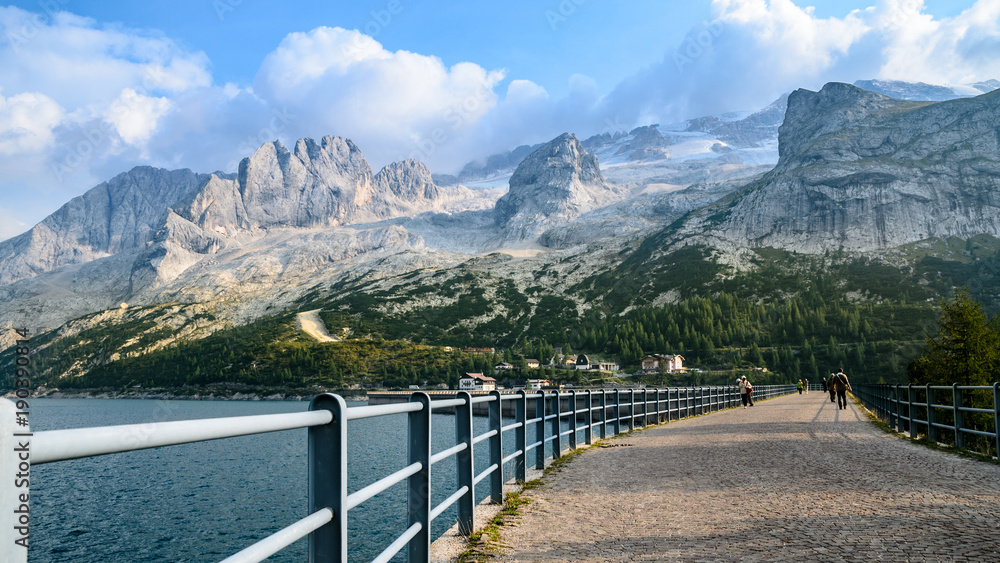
[374,159,440,201]
[615,125,670,161]
[494,133,623,242]
[505,133,604,192]
[778,82,911,164]
[233,135,374,229]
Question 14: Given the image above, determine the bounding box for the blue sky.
[2,0,1000,240]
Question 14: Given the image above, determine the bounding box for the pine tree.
[909,287,1000,386]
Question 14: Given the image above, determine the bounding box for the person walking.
[831,368,852,410]
[821,376,828,393]
[739,376,754,408]
[828,373,837,403]
[797,379,804,394]
[804,378,809,393]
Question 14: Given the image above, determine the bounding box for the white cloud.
[877,0,1000,83]
[0,90,64,154]
[0,5,211,161]
[596,0,1000,133]
[0,5,217,224]
[254,26,505,171]
[713,0,870,75]
[106,88,174,146]
[0,9,210,109]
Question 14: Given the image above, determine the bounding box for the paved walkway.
[492,393,1000,562]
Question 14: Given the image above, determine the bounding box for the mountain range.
[3,78,1000,378]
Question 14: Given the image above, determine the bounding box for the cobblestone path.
[493,393,1000,562]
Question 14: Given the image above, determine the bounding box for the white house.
[593,360,619,372]
[525,358,540,369]
[641,354,685,373]
[459,372,496,391]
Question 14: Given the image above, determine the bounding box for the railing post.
[309,393,347,563]
[515,390,527,483]
[640,389,647,427]
[488,390,503,504]
[1,399,29,563]
[599,390,608,439]
[456,391,475,534]
[880,386,887,423]
[614,390,622,435]
[993,382,1000,460]
[584,390,594,445]
[926,385,937,443]
[908,384,917,437]
[655,389,663,423]
[534,391,545,470]
[568,391,578,450]
[893,384,901,432]
[627,389,635,431]
[408,392,432,561]
[551,390,562,459]
[952,383,965,449]
[993,382,1000,459]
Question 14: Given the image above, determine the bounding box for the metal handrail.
[220,508,334,563]
[1,383,797,563]
[854,382,1000,458]
[347,462,422,511]
[31,409,333,464]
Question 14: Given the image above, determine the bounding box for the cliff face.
[0,167,208,286]
[712,83,1000,252]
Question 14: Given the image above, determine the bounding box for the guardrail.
[1,384,795,562]
[854,383,1000,459]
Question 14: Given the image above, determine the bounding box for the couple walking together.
[828,369,852,410]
